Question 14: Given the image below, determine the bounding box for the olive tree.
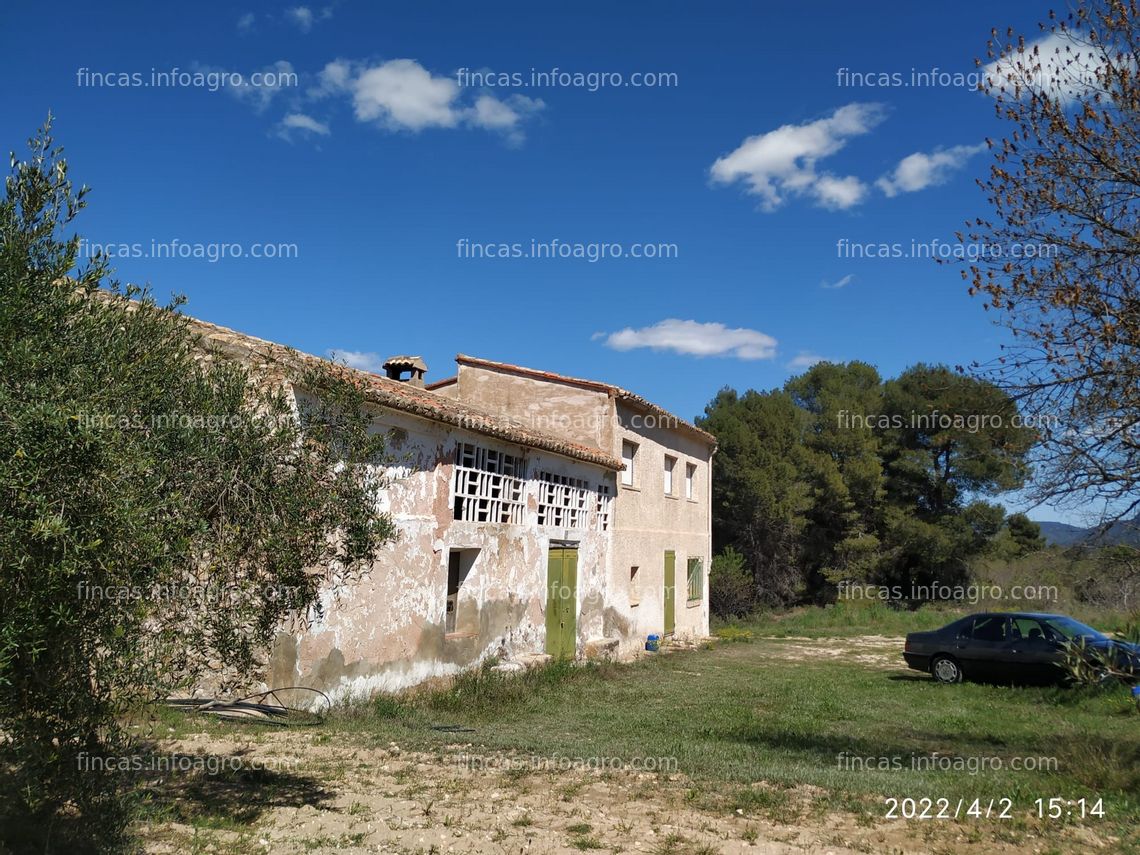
[0,121,397,851]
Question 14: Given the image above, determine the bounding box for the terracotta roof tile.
[177,314,623,471]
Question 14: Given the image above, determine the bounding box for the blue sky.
[3,1,1077,520]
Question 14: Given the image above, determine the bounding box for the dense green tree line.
[699,362,1039,613]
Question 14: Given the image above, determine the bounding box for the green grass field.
[154,607,1140,852]
[324,613,1140,850]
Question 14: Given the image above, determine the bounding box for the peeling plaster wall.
[271,405,613,702]
[455,364,615,452]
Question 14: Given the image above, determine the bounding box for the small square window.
[664,455,676,495]
[621,440,638,487]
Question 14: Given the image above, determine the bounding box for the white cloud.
[876,143,986,197]
[223,60,296,113]
[469,94,518,129]
[983,32,1122,104]
[311,59,352,97]
[599,319,777,361]
[315,58,544,140]
[467,94,545,145]
[820,273,853,290]
[327,349,385,373]
[469,93,543,128]
[286,6,315,32]
[787,352,826,370]
[277,112,330,139]
[353,59,461,129]
[812,174,869,209]
[237,12,254,31]
[710,103,887,211]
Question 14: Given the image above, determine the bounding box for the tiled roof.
[383,355,427,371]
[177,313,623,471]
[453,354,717,447]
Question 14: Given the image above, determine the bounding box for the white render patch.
[323,659,468,703]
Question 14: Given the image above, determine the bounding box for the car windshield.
[1041,617,1108,642]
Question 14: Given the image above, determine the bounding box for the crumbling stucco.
[268,408,612,702]
[142,301,716,699]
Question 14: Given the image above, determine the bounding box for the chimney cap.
[382,355,428,387]
[382,355,427,373]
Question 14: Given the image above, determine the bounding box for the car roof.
[967,612,1067,620]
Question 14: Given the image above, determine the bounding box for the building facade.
[430,355,716,658]
[187,315,715,701]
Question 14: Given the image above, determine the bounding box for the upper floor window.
[453,442,526,524]
[664,455,676,495]
[685,462,697,500]
[621,440,638,487]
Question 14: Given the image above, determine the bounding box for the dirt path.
[144,731,1047,855]
[751,635,906,670]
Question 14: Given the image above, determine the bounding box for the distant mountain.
[1033,515,1140,548]
[1035,520,1091,547]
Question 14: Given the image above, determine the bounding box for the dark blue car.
[903,612,1140,685]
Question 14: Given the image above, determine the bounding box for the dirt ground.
[748,635,905,671]
[141,636,1119,854]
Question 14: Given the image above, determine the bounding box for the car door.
[1003,617,1064,683]
[956,615,1010,680]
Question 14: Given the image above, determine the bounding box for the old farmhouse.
[188,313,716,701]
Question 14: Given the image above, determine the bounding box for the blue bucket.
[645,634,660,652]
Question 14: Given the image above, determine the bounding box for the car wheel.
[931,655,963,684]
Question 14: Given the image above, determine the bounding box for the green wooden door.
[663,550,676,636]
[545,547,578,658]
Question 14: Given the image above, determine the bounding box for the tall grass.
[715,600,965,638]
[715,600,1139,639]
[351,658,622,724]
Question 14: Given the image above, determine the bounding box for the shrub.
[0,121,395,851]
[712,626,755,643]
[709,547,756,619]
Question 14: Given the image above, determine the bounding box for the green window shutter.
[687,557,702,601]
